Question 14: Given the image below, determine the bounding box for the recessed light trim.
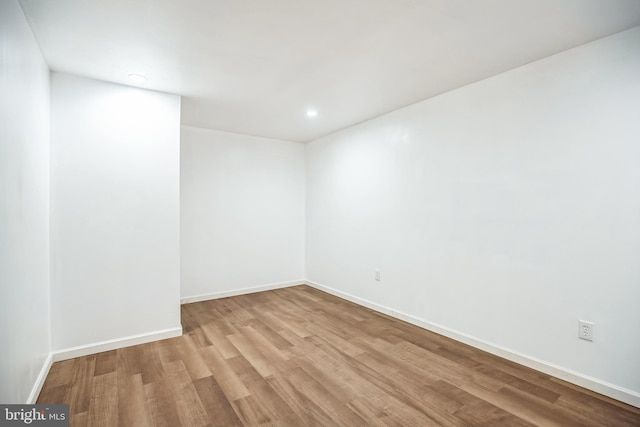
[306,109,318,118]
[128,73,148,83]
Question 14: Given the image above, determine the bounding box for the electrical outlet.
[578,320,594,341]
[375,269,381,281]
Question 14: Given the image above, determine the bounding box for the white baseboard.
[52,326,183,362]
[26,352,53,404]
[180,279,306,304]
[306,280,640,408]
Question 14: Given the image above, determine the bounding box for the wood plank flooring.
[38,285,640,426]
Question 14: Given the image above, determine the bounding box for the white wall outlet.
[578,320,594,341]
[375,269,381,281]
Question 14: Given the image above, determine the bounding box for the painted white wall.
[50,73,182,352]
[0,0,51,404]
[181,126,305,299]
[306,27,640,396]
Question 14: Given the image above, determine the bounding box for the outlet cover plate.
[578,320,594,341]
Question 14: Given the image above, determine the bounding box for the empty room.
[2,0,640,425]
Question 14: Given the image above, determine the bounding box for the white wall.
[0,0,51,404]
[50,73,182,353]
[181,126,305,300]
[306,26,640,400]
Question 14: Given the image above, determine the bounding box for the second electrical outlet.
[375,269,381,281]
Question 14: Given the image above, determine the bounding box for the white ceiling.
[19,0,640,142]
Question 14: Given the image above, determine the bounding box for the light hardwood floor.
[38,285,640,426]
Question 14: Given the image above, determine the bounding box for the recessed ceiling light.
[128,73,147,83]
[306,109,318,118]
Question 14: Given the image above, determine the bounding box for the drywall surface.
[181,126,305,299]
[306,27,640,395]
[0,0,52,403]
[50,73,182,351]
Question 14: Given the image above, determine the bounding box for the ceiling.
[19,0,640,143]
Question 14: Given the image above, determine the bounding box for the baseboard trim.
[52,326,183,362]
[181,280,306,304]
[306,280,640,408]
[26,352,53,404]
